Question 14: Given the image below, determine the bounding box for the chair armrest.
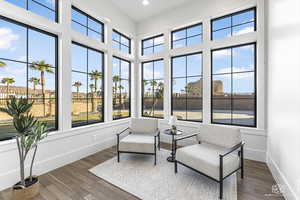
[220,141,245,157]
[175,133,198,142]
[116,127,130,136]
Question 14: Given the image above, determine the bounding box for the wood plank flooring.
[0,144,285,200]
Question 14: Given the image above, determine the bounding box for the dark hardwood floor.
[0,143,284,200]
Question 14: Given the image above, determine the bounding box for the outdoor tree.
[1,77,15,97]
[30,60,54,116]
[72,81,82,98]
[29,77,40,96]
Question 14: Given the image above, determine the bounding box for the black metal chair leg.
[117,152,120,162]
[154,152,157,165]
[175,161,178,173]
[241,145,244,179]
[219,181,223,199]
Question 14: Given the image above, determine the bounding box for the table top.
[163,129,183,136]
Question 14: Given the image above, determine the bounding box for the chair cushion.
[196,124,241,148]
[130,118,158,134]
[119,134,155,154]
[176,143,240,180]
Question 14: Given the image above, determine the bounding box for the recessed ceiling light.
[142,0,149,6]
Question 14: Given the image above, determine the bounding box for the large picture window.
[0,16,58,141]
[171,23,202,49]
[211,8,256,40]
[171,53,203,122]
[112,57,131,120]
[112,30,131,54]
[211,43,256,127]
[71,42,104,127]
[142,34,164,55]
[72,6,104,42]
[142,59,164,118]
[5,0,58,22]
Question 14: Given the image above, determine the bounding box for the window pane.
[0,60,27,98]
[232,45,255,72]
[187,35,202,46]
[232,10,255,25]
[187,77,202,121]
[212,28,231,40]
[212,74,231,97]
[72,21,87,35]
[143,80,153,117]
[187,25,202,37]
[233,22,255,36]
[154,45,164,54]
[120,98,130,118]
[187,53,202,76]
[143,39,153,48]
[172,56,186,78]
[72,8,87,25]
[121,60,129,79]
[88,49,103,73]
[88,18,102,33]
[72,72,87,98]
[5,0,26,8]
[153,80,164,118]
[121,45,129,54]
[121,36,130,47]
[233,72,254,97]
[212,17,231,31]
[232,98,255,126]
[28,0,55,21]
[72,98,88,126]
[154,36,164,45]
[72,44,87,72]
[88,75,102,98]
[172,30,186,41]
[0,19,27,62]
[113,31,120,42]
[112,57,119,77]
[172,39,185,49]
[87,98,103,123]
[88,29,102,41]
[112,41,120,50]
[143,62,153,80]
[212,49,231,74]
[28,29,56,66]
[172,78,186,121]
[212,99,232,124]
[153,60,164,79]
[143,47,153,55]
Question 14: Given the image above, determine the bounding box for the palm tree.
[0,61,6,68]
[29,77,40,96]
[151,81,164,116]
[90,70,102,96]
[113,75,121,105]
[89,84,95,94]
[30,60,54,116]
[1,77,15,98]
[72,81,82,98]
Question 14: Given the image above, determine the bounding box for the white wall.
[266,0,300,199]
[0,0,135,190]
[136,0,267,162]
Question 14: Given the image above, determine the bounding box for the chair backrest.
[130,118,158,134]
[196,124,241,148]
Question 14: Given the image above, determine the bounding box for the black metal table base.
[167,156,175,162]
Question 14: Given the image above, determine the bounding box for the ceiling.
[110,0,195,22]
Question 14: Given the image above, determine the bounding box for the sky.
[1,1,255,98]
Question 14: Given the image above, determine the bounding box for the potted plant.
[0,97,48,200]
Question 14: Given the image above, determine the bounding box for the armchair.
[117,118,160,165]
[174,125,244,199]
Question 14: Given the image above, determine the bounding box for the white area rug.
[89,149,237,200]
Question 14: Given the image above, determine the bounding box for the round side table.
[163,129,182,162]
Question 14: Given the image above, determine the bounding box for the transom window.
[142,34,164,55]
[71,42,104,127]
[72,6,104,42]
[171,23,202,49]
[112,57,131,120]
[171,53,203,122]
[142,59,164,118]
[211,43,256,127]
[113,30,131,54]
[211,8,256,40]
[4,0,58,22]
[0,16,58,141]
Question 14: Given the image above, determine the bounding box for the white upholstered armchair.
[174,125,244,199]
[116,118,160,165]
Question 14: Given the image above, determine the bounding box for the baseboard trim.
[0,137,115,191]
[267,155,298,200]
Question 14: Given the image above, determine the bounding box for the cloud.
[0,27,19,50]
[213,49,231,58]
[143,67,162,79]
[234,27,253,35]
[46,0,55,6]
